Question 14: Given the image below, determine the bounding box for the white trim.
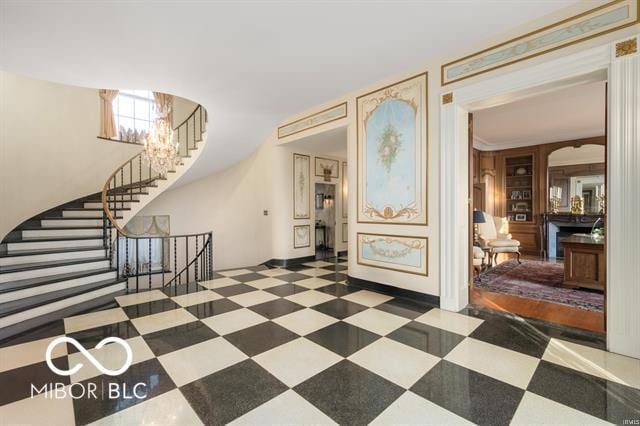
[607,36,640,359]
[440,36,640,359]
[473,129,605,151]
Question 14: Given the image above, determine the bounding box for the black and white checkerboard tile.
[1,257,639,425]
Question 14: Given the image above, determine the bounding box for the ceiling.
[284,126,347,159]
[474,80,606,150]
[0,1,579,185]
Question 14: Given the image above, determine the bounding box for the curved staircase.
[0,104,209,341]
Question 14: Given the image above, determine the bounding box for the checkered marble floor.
[1,256,639,425]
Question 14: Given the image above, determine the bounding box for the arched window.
[113,90,158,135]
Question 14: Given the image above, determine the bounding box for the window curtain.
[98,89,119,138]
[153,92,174,127]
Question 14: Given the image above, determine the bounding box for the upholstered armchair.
[476,211,521,265]
[472,246,487,275]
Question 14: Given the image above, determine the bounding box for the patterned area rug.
[474,259,604,312]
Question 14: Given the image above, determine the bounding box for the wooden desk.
[562,234,605,291]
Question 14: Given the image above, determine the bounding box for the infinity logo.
[46,336,133,376]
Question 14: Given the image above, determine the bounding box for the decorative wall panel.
[278,102,347,139]
[314,157,339,179]
[357,73,428,224]
[293,153,310,219]
[293,225,311,248]
[357,232,428,275]
[441,0,639,85]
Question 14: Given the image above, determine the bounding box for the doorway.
[468,80,607,332]
[314,182,336,259]
[441,40,640,358]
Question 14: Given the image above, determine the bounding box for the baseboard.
[346,275,440,306]
[264,255,317,268]
[337,250,348,257]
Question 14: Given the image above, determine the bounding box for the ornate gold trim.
[441,0,640,86]
[442,93,453,104]
[278,102,347,139]
[616,38,638,56]
[356,232,428,276]
[342,223,348,243]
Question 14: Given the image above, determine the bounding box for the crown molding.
[472,128,604,151]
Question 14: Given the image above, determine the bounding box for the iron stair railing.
[101,104,213,290]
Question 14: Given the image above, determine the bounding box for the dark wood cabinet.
[562,235,605,291]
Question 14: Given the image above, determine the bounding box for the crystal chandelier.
[142,119,180,177]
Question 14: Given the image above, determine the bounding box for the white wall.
[0,71,141,240]
[137,138,273,270]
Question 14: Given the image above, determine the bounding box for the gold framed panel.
[278,102,348,139]
[293,153,311,219]
[441,0,640,85]
[342,162,348,219]
[357,232,428,276]
[356,72,428,225]
[293,224,311,249]
[342,223,348,243]
[314,157,340,178]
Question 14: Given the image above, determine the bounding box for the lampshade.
[473,211,486,224]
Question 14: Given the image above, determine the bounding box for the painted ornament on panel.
[357,73,427,224]
[358,233,428,275]
[293,154,310,219]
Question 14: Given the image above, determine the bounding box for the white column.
[440,103,470,311]
[607,37,640,359]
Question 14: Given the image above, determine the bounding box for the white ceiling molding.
[473,128,605,151]
[472,136,492,151]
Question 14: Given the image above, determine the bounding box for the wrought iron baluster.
[185,236,189,284]
[195,236,199,281]
[161,237,165,286]
[210,233,214,277]
[135,238,139,291]
[115,230,120,278]
[199,106,203,141]
[125,236,129,278]
[174,237,177,288]
[148,238,152,289]
[138,156,142,194]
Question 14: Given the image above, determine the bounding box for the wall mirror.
[547,144,605,214]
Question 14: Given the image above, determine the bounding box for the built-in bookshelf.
[505,154,534,223]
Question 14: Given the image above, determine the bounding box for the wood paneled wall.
[473,136,605,255]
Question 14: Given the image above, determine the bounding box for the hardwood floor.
[470,287,605,333]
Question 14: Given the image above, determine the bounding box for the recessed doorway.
[469,79,607,332]
[315,182,336,259]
